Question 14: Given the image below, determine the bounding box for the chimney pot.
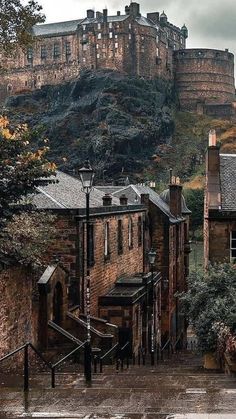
[209,129,217,147]
[103,8,108,23]
[117,11,121,16]
[87,9,94,18]
[102,193,112,206]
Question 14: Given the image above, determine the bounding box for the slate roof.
[33,19,83,36]
[135,16,158,29]
[32,171,120,209]
[112,184,179,223]
[33,15,129,37]
[220,154,236,211]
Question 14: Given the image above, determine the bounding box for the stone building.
[204,130,236,266]
[0,2,187,103]
[98,176,191,346]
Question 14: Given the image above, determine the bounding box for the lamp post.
[148,249,156,366]
[78,160,95,383]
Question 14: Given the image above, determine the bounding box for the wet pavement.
[0,353,236,418]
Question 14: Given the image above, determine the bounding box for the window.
[82,44,87,51]
[141,46,144,53]
[65,42,71,56]
[231,231,236,260]
[97,53,100,59]
[129,34,131,40]
[41,45,47,59]
[109,32,113,39]
[115,34,118,39]
[115,42,118,49]
[109,22,112,29]
[96,44,99,49]
[83,25,86,31]
[104,222,110,259]
[27,47,33,61]
[98,33,102,39]
[128,218,133,249]
[129,23,131,29]
[25,80,28,87]
[118,219,123,254]
[156,47,159,57]
[156,35,159,44]
[88,224,95,267]
[98,23,101,30]
[82,57,86,62]
[53,43,61,58]
[138,216,142,247]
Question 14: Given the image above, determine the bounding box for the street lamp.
[78,160,95,383]
[148,248,156,366]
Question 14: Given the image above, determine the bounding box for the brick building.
[204,130,236,267]
[98,177,191,346]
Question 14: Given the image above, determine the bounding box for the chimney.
[129,2,140,17]
[169,176,182,218]
[208,130,220,172]
[140,193,149,207]
[96,11,103,18]
[119,194,128,205]
[117,11,121,16]
[125,5,130,15]
[103,8,108,23]
[102,194,112,206]
[87,9,94,18]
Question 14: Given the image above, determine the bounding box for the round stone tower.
[174,48,235,111]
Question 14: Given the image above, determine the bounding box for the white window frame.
[98,33,102,39]
[109,32,113,39]
[98,23,101,30]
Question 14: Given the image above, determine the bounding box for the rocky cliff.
[3,69,175,183]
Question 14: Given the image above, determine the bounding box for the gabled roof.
[32,171,120,209]
[220,154,236,212]
[112,184,179,223]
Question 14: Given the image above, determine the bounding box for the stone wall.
[0,266,39,367]
[80,210,145,316]
[174,49,235,111]
[207,219,236,264]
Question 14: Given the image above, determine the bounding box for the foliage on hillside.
[4,70,175,183]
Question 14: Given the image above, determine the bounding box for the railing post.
[84,340,92,383]
[138,349,141,366]
[94,356,97,374]
[156,344,160,363]
[126,356,129,369]
[24,344,29,392]
[151,350,155,366]
[51,366,55,388]
[100,359,103,374]
[142,351,145,366]
[121,358,124,371]
[132,353,135,365]
[116,358,120,372]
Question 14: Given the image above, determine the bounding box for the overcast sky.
[29,0,236,63]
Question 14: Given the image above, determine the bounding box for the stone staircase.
[1,350,236,418]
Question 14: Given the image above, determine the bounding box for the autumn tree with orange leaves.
[0,116,57,267]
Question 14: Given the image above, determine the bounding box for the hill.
[2,69,236,185]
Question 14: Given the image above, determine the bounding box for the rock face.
[3,69,175,183]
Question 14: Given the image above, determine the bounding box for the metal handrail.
[99,343,119,373]
[0,342,52,392]
[172,333,183,352]
[48,320,83,346]
[51,342,86,388]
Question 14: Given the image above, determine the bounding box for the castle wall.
[174,49,235,111]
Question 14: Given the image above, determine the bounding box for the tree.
[0,115,56,267]
[0,0,45,54]
[183,188,204,232]
[179,264,236,353]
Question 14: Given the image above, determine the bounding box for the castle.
[0,2,235,115]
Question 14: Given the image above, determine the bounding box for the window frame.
[230,230,236,261]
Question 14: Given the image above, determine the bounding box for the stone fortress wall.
[174,49,235,111]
